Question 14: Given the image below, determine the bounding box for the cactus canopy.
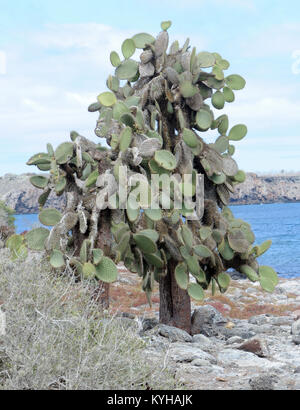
[7,21,277,331]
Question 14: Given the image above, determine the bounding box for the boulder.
[191,305,227,335]
[237,337,270,358]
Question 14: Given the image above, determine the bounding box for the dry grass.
[0,249,180,390]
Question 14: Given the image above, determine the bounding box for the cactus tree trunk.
[159,259,191,334]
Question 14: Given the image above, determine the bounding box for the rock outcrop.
[0,172,299,214]
[231,172,300,205]
[0,174,66,214]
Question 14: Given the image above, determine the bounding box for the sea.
[13,202,300,279]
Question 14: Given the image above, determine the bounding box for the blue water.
[14,202,300,278]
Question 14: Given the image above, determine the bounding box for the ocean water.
[14,202,300,278]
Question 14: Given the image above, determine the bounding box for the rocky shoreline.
[0,172,299,214]
[112,267,300,390]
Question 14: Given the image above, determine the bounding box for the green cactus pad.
[144,252,164,269]
[259,265,278,286]
[179,81,198,98]
[95,256,118,283]
[197,52,215,68]
[115,59,139,80]
[97,92,117,107]
[194,244,213,259]
[6,234,23,252]
[120,113,135,128]
[225,74,246,90]
[27,153,51,166]
[186,255,200,275]
[85,169,99,188]
[228,124,247,141]
[187,283,204,301]
[55,142,74,164]
[126,197,140,222]
[253,240,272,257]
[50,250,65,269]
[228,229,250,253]
[107,75,120,92]
[121,39,136,59]
[133,233,157,255]
[214,136,229,153]
[233,170,246,183]
[218,238,234,260]
[132,33,155,49]
[209,172,226,185]
[182,128,198,148]
[82,262,96,279]
[55,177,67,195]
[30,175,49,189]
[154,150,177,171]
[39,208,62,226]
[195,109,213,131]
[217,272,230,290]
[92,249,104,265]
[212,66,224,81]
[119,127,132,152]
[110,51,121,67]
[240,264,259,282]
[223,87,235,102]
[212,91,225,109]
[25,228,49,251]
[175,262,189,290]
[144,208,162,221]
[161,21,172,31]
[38,189,51,208]
[228,144,235,156]
[113,101,130,121]
[181,225,193,250]
[217,114,229,134]
[199,226,212,241]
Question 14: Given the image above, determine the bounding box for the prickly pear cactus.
[8,21,278,308]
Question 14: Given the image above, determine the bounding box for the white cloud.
[241,23,300,57]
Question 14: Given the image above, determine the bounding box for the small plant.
[7,21,277,333]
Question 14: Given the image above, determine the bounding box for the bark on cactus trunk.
[94,210,112,309]
[159,259,191,334]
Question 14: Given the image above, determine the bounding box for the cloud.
[241,23,300,57]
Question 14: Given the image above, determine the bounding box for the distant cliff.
[0,174,66,214]
[0,172,299,214]
[231,173,300,205]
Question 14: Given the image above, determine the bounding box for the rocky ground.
[110,266,300,390]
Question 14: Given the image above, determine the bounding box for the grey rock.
[248,314,272,326]
[169,343,217,364]
[142,317,159,332]
[157,324,193,343]
[0,173,66,214]
[192,334,213,347]
[226,336,244,345]
[191,305,227,335]
[292,319,300,344]
[229,270,246,280]
[218,349,286,370]
[191,358,211,367]
[249,375,278,390]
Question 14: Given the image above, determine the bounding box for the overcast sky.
[0,0,300,175]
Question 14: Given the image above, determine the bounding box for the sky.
[0,0,300,175]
